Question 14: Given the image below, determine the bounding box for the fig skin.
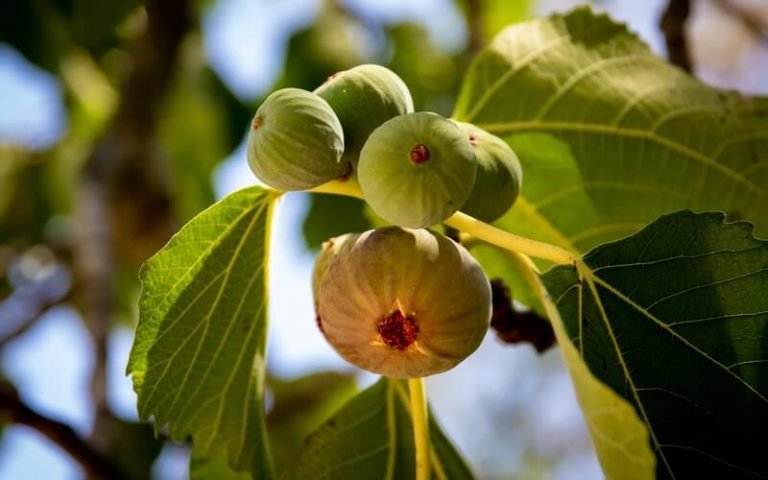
[316,227,492,378]
[454,121,523,222]
[315,64,414,171]
[247,88,345,191]
[357,112,477,229]
[311,233,358,308]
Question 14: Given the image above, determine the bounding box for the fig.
[357,112,476,228]
[315,64,414,171]
[247,88,345,191]
[454,121,523,222]
[316,227,491,378]
[311,233,357,308]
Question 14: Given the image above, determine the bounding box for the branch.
[0,380,129,480]
[660,0,693,72]
[75,0,192,449]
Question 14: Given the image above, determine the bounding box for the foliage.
[128,7,768,479]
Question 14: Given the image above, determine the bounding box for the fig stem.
[444,212,576,265]
[409,377,430,480]
[310,180,577,265]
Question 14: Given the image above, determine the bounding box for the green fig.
[315,64,414,171]
[454,121,523,222]
[357,112,476,228]
[247,88,345,191]
[316,227,491,378]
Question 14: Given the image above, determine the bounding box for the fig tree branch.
[0,380,129,480]
[75,0,191,450]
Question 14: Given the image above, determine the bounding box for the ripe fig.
[247,88,345,191]
[316,227,491,378]
[315,64,414,171]
[454,121,523,222]
[357,112,476,228]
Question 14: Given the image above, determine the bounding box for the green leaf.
[542,210,768,479]
[102,419,164,480]
[455,6,768,253]
[266,372,358,473]
[127,186,278,478]
[455,0,531,43]
[290,378,474,480]
[527,258,654,479]
[302,194,372,251]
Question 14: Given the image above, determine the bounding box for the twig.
[660,0,693,72]
[0,380,129,480]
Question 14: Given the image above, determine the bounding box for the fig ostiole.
[454,121,523,222]
[357,112,477,229]
[315,64,414,171]
[316,227,492,378]
[247,88,346,191]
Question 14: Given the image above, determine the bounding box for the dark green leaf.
[103,418,164,480]
[290,378,474,480]
[266,372,357,474]
[542,210,768,479]
[127,186,278,478]
[302,194,371,250]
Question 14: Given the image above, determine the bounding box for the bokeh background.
[1,0,767,478]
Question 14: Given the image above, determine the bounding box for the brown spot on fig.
[378,310,418,350]
[468,135,479,146]
[252,116,263,130]
[409,144,430,164]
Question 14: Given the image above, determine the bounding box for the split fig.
[316,227,492,378]
[247,88,345,191]
[454,121,523,222]
[357,112,476,228]
[315,64,414,171]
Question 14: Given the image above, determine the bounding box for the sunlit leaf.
[128,186,278,478]
[455,7,768,253]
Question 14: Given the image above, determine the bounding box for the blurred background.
[1,0,767,478]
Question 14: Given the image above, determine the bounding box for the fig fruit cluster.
[246,65,525,377]
[246,64,523,226]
